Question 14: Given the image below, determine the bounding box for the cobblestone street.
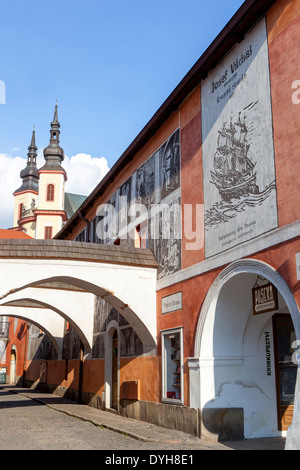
[0,387,286,452]
[0,387,223,451]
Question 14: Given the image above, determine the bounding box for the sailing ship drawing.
[211,111,259,201]
[205,106,276,230]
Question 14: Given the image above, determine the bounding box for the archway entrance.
[192,260,300,440]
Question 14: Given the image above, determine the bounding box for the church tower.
[35,102,67,239]
[12,127,39,237]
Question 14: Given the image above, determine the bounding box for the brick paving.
[0,386,285,451]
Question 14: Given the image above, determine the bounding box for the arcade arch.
[190,259,300,440]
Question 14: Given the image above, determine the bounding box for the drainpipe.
[78,211,90,243]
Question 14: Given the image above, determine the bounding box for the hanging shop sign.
[296,253,300,280]
[252,282,278,315]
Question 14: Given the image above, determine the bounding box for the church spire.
[40,102,65,172]
[14,126,39,194]
[27,125,37,165]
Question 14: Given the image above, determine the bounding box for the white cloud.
[63,153,110,196]
[0,153,26,229]
[0,151,110,229]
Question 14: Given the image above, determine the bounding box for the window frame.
[44,226,53,239]
[161,327,184,405]
[46,184,55,202]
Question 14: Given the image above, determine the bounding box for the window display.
[162,328,183,403]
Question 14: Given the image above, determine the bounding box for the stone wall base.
[119,399,244,441]
[22,380,244,442]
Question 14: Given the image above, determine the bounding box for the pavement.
[0,385,286,451]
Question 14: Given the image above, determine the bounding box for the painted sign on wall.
[162,292,182,314]
[201,18,278,257]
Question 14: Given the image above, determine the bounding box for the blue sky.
[0,0,244,228]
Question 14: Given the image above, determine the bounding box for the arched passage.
[0,287,95,354]
[0,306,63,356]
[189,259,300,440]
[0,257,157,354]
[0,274,156,354]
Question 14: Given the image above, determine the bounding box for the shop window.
[46,184,55,202]
[161,328,183,404]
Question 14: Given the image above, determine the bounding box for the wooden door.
[273,314,297,431]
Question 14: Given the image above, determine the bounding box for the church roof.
[0,229,33,239]
[64,192,87,219]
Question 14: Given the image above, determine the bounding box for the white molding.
[188,356,244,368]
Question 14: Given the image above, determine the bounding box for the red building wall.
[0,318,28,385]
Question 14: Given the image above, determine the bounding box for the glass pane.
[164,331,181,400]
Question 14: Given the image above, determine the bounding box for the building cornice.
[38,169,67,182]
[13,189,39,197]
[33,209,67,221]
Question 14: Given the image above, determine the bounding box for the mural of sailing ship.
[211,111,259,200]
[205,108,276,230]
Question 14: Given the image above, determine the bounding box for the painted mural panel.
[136,153,155,208]
[91,128,181,279]
[201,18,278,258]
[150,128,181,279]
[159,130,180,201]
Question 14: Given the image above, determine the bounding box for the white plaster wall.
[200,318,279,439]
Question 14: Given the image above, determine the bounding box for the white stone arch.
[194,258,300,358]
[189,258,300,442]
[0,287,95,354]
[0,258,157,354]
[0,307,63,356]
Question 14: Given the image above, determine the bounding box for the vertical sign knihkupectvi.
[201,18,278,258]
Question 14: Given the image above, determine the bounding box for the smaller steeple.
[14,126,39,194]
[27,125,37,165]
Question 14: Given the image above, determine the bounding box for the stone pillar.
[188,358,201,409]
